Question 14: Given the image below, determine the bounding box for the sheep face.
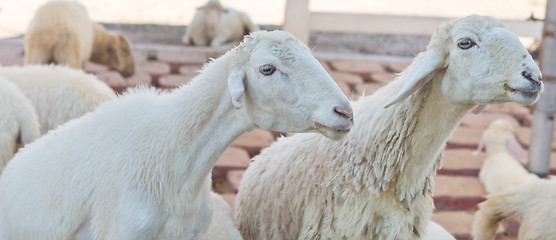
[228,31,354,140]
[385,15,542,109]
[94,32,135,77]
[441,15,542,106]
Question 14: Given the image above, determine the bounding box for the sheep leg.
[472,192,512,240]
[53,42,84,70]
[24,42,52,65]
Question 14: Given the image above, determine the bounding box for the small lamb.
[24,0,135,77]
[476,119,539,194]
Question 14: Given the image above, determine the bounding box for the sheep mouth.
[314,122,351,133]
[504,84,540,99]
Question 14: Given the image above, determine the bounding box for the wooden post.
[529,0,556,177]
[283,0,310,45]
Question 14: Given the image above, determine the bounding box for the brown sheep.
[24,0,134,77]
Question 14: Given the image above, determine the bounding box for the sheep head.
[476,119,526,164]
[91,24,135,77]
[227,30,354,140]
[385,15,542,112]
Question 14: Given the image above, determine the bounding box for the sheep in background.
[0,77,40,171]
[182,0,259,47]
[476,119,539,194]
[473,178,556,240]
[0,31,353,240]
[472,120,556,240]
[24,0,135,77]
[234,15,543,240]
[0,65,115,134]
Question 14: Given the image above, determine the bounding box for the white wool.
[182,0,259,47]
[202,193,243,240]
[0,77,40,171]
[473,178,556,240]
[0,30,352,239]
[0,65,115,134]
[235,15,542,240]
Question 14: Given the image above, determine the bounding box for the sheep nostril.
[334,107,353,121]
[522,71,541,84]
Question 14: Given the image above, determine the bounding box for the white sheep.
[476,119,539,194]
[0,30,354,240]
[0,77,40,171]
[472,120,555,240]
[202,192,243,240]
[0,65,115,134]
[24,0,135,77]
[472,178,556,240]
[234,15,543,240]
[182,0,260,47]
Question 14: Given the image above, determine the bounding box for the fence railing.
[284,0,544,44]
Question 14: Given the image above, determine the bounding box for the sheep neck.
[391,72,474,201]
[352,71,474,203]
[158,55,255,197]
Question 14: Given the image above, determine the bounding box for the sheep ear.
[228,68,245,109]
[384,50,446,108]
[506,138,527,165]
[473,133,486,157]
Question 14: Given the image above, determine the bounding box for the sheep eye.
[457,38,476,49]
[259,64,276,76]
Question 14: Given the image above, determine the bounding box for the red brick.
[433,175,486,210]
[369,72,397,83]
[460,112,519,129]
[231,128,276,156]
[446,127,483,149]
[384,61,410,74]
[178,65,202,80]
[131,50,148,63]
[136,61,170,84]
[226,170,244,193]
[431,211,475,238]
[318,60,332,72]
[0,44,23,66]
[212,147,251,178]
[158,74,193,89]
[329,71,364,88]
[439,149,485,176]
[432,211,514,240]
[220,193,237,212]
[96,71,126,92]
[353,82,387,97]
[329,59,386,80]
[126,72,152,86]
[158,51,208,73]
[85,62,109,74]
[483,102,532,126]
[335,77,353,98]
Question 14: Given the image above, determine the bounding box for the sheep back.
[24,0,94,69]
[0,65,115,134]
